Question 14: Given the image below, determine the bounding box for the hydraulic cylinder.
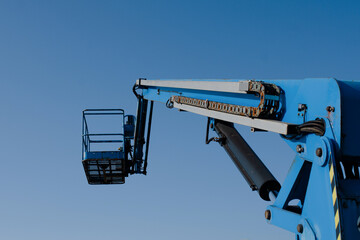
[214,120,281,201]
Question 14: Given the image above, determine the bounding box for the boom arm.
[83,78,360,240]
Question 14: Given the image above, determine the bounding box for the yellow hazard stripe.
[329,160,341,240]
[332,186,337,205]
[330,163,334,181]
[334,209,339,228]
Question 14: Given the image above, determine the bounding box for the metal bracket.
[205,117,224,144]
[132,97,153,174]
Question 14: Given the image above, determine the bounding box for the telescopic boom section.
[136,78,296,135]
[134,79,285,200]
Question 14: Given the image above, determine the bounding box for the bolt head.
[326,106,335,112]
[297,224,303,233]
[265,210,271,220]
[296,145,304,153]
[298,104,307,111]
[316,148,323,157]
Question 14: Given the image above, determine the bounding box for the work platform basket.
[82,109,134,184]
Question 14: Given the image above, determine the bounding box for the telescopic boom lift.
[81,78,360,240]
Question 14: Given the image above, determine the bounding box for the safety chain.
[170,81,281,119]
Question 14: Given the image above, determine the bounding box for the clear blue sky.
[0,1,359,239]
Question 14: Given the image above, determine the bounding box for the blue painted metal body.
[135,78,360,240]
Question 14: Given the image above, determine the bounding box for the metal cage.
[82,109,129,184]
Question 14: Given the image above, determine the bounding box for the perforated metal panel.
[82,151,128,184]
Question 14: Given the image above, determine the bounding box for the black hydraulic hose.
[281,118,326,139]
[298,127,324,136]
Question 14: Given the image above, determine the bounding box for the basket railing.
[82,109,125,160]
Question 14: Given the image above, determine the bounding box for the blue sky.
[0,1,359,239]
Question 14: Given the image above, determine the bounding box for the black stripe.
[330,161,336,190]
[331,176,336,190]
[333,197,338,212]
[336,223,340,238]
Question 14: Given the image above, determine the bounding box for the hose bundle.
[297,118,326,136]
[282,118,326,139]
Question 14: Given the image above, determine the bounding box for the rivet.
[265,210,271,220]
[296,145,304,153]
[326,106,335,112]
[297,224,303,233]
[316,148,322,157]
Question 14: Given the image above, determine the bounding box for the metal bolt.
[326,106,335,112]
[297,224,303,233]
[296,145,304,153]
[316,148,322,157]
[265,210,271,220]
[298,104,307,111]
